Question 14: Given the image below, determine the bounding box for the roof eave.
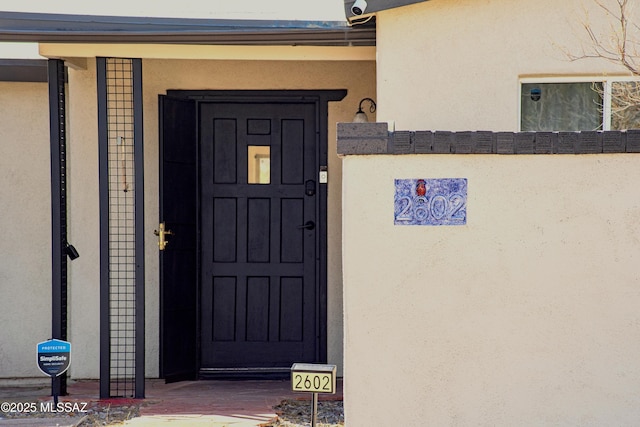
[0,59,48,82]
[343,0,427,21]
[0,12,376,46]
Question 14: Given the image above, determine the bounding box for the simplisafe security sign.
[37,339,71,377]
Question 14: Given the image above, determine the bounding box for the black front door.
[160,90,345,380]
[199,102,319,373]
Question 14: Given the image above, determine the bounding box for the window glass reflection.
[248,146,270,184]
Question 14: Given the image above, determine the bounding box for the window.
[610,81,640,130]
[247,145,270,184]
[521,78,640,131]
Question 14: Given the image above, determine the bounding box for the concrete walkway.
[0,379,343,426]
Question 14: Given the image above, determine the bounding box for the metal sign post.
[291,363,337,427]
[37,339,71,405]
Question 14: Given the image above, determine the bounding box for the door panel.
[159,96,198,382]
[200,102,318,370]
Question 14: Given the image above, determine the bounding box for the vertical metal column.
[97,57,110,399]
[132,58,145,399]
[98,57,145,399]
[48,59,68,397]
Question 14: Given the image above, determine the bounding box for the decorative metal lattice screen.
[106,58,137,397]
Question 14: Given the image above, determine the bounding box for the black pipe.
[48,58,67,397]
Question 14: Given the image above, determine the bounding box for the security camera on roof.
[351,0,367,16]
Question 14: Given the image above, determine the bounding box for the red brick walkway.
[73,379,342,426]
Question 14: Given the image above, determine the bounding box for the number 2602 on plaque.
[290,363,336,394]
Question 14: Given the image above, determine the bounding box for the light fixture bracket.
[358,97,376,114]
[353,97,377,123]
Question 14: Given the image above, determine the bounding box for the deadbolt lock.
[154,222,173,251]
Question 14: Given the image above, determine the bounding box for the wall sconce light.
[353,97,376,123]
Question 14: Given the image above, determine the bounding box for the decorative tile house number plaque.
[394,178,467,226]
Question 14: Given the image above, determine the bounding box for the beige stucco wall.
[342,153,640,425]
[0,82,51,380]
[64,58,375,378]
[66,62,100,380]
[340,1,640,424]
[376,0,636,131]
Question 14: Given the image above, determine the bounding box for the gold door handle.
[154,222,173,250]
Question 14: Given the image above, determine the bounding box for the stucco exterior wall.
[65,58,375,378]
[340,1,640,423]
[0,82,51,380]
[342,153,640,425]
[376,0,635,131]
[66,62,100,380]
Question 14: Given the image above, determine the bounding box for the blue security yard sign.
[37,339,71,377]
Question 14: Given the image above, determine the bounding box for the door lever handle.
[297,220,315,230]
[154,222,173,250]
